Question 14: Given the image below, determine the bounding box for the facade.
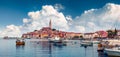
[95,31,108,38]
[22,20,81,39]
[116,30,120,38]
[83,33,97,39]
[83,30,108,39]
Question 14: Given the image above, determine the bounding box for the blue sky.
[1,0,120,37]
[0,0,120,26]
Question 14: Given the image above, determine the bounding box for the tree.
[34,30,38,32]
[114,28,118,36]
[107,29,118,38]
[52,28,56,31]
[80,35,83,38]
[107,30,113,38]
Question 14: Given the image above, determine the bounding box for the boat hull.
[16,42,25,45]
[105,48,120,56]
[97,48,104,52]
[80,41,93,46]
[92,41,100,44]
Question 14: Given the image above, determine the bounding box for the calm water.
[0,39,107,57]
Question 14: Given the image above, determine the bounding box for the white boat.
[49,37,63,43]
[105,47,120,56]
[92,40,100,44]
[80,41,93,46]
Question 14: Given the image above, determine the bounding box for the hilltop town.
[22,20,120,39]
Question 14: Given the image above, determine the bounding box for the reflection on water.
[16,45,25,57]
[0,39,108,57]
[98,51,108,57]
[16,45,25,49]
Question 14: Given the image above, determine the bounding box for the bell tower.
[49,19,52,29]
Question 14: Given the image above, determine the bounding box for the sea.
[0,39,108,57]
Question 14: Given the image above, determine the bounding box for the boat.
[80,41,93,46]
[49,36,66,46]
[16,39,25,45]
[105,47,120,56]
[49,36,63,43]
[92,40,100,44]
[26,38,31,39]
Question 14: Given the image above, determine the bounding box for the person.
[16,39,20,43]
[97,42,104,52]
[98,43,102,48]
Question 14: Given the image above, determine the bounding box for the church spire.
[49,19,52,29]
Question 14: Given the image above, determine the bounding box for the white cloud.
[74,3,120,32]
[54,4,64,11]
[1,3,120,37]
[74,26,85,32]
[0,25,21,37]
[0,5,69,37]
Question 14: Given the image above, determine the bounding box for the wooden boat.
[16,41,25,45]
[16,39,25,45]
[105,47,120,56]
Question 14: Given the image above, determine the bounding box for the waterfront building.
[83,33,97,39]
[95,31,108,38]
[116,30,120,38]
[83,30,108,39]
[22,19,81,39]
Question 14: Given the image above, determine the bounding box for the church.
[22,20,82,39]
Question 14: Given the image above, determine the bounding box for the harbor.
[1,0,120,57]
[0,38,109,57]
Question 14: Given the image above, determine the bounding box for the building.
[83,33,97,39]
[115,30,120,38]
[95,31,108,38]
[83,30,108,39]
[22,19,81,39]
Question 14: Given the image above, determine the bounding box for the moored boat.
[92,40,100,44]
[105,47,120,56]
[80,41,93,46]
[16,39,25,45]
[49,36,63,43]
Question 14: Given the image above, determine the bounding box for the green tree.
[52,29,56,31]
[107,30,113,38]
[107,29,118,38]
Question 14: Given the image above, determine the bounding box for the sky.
[0,0,120,37]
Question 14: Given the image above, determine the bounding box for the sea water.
[0,39,107,57]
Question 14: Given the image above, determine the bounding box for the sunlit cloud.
[0,3,120,37]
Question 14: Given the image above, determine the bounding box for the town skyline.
[0,0,120,37]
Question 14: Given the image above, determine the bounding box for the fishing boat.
[16,39,25,45]
[105,47,120,56]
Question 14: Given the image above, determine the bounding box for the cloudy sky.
[0,0,120,37]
